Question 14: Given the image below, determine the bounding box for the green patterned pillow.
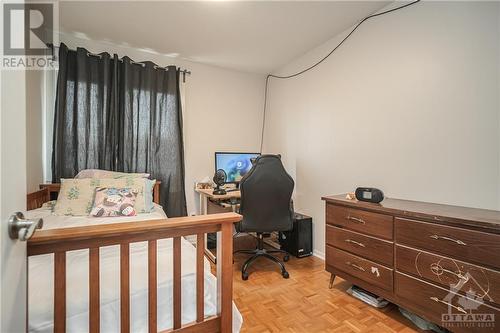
[53,178,155,216]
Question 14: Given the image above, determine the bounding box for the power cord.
[259,0,421,153]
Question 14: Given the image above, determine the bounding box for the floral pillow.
[90,187,137,217]
[75,169,150,179]
[53,178,155,216]
[42,200,57,211]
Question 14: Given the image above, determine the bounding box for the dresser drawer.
[396,245,500,307]
[326,204,393,240]
[326,225,393,266]
[395,218,500,269]
[395,272,499,333]
[326,245,393,291]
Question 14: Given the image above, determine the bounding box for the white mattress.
[26,204,243,332]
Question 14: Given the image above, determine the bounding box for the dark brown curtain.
[52,43,187,217]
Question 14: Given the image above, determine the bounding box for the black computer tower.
[279,213,313,258]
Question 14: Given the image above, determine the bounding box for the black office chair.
[235,154,295,280]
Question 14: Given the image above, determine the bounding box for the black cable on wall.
[259,0,421,153]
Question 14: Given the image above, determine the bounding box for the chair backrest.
[239,154,294,233]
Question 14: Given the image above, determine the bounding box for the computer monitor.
[215,152,260,184]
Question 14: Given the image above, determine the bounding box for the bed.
[26,185,242,333]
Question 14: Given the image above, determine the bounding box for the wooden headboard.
[27,188,51,210]
[38,180,162,204]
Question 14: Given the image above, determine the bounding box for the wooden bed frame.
[27,183,240,333]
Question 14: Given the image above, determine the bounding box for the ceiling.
[59,1,390,74]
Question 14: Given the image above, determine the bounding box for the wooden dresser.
[322,195,500,332]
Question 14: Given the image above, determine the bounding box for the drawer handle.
[429,234,467,246]
[345,239,366,247]
[429,297,467,314]
[346,261,365,272]
[347,216,365,224]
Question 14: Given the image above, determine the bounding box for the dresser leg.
[329,274,336,289]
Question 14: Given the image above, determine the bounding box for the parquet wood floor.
[227,236,422,333]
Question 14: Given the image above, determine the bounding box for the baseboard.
[313,250,325,260]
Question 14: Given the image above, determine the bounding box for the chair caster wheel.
[282,271,289,279]
[284,255,290,262]
[242,272,249,280]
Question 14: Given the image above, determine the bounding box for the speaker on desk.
[278,213,312,258]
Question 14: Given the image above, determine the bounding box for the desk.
[196,188,241,262]
[195,188,240,214]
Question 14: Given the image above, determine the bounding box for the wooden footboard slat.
[54,251,66,333]
[148,239,157,333]
[217,223,233,332]
[89,248,100,333]
[196,234,205,323]
[161,316,220,333]
[173,237,182,329]
[120,243,130,333]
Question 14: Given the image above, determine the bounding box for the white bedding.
[26,204,243,332]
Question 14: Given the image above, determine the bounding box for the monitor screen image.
[215,152,260,183]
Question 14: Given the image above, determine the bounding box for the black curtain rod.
[49,44,191,77]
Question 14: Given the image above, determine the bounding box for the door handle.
[8,212,43,241]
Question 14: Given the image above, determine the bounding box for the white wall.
[498,2,500,206]
[48,34,265,214]
[263,1,500,258]
[26,70,45,192]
